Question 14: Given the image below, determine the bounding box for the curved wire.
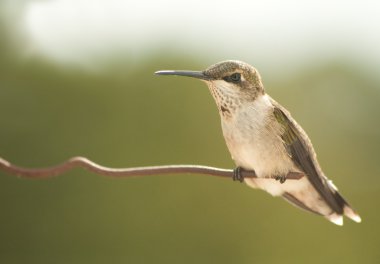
[0,156,304,180]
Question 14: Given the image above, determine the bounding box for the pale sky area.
[3,0,380,73]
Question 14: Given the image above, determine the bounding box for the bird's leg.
[274,174,287,184]
[233,166,245,183]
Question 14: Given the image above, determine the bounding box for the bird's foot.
[274,175,287,184]
[233,166,245,183]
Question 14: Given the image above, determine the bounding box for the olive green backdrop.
[0,16,379,264]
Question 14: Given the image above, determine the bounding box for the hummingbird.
[155,60,361,225]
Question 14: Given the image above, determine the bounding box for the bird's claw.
[233,166,244,183]
[274,175,287,184]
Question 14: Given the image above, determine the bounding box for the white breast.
[221,94,301,196]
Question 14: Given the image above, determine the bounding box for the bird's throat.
[207,81,241,119]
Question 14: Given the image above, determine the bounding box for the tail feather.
[282,190,361,225]
[324,206,361,226]
[326,213,344,226]
[332,191,362,224]
[282,192,322,215]
[344,205,362,223]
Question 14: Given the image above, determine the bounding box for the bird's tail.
[282,190,361,226]
[325,191,361,225]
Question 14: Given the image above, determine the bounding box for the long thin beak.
[154,70,211,81]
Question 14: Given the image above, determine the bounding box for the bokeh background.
[1,0,379,263]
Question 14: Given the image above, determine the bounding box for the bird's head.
[156,60,266,118]
[155,60,265,106]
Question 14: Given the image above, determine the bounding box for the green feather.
[273,107,297,145]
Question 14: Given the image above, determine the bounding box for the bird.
[155,60,361,225]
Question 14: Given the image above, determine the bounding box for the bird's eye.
[230,73,241,82]
[223,73,241,83]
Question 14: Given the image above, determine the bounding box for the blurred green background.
[1,1,379,263]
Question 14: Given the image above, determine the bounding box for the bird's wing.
[271,99,345,214]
